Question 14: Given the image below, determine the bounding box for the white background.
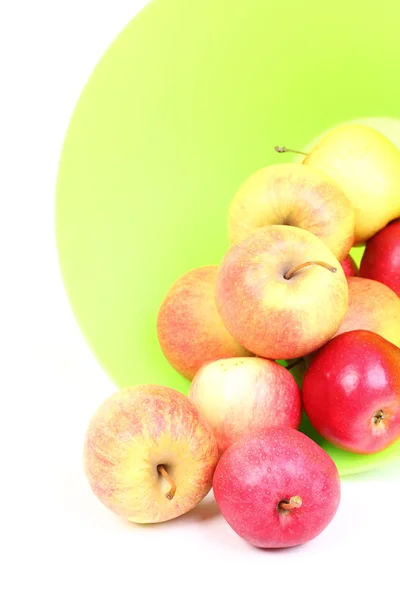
[1,1,399,598]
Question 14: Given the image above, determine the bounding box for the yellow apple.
[302,123,400,244]
[291,117,400,159]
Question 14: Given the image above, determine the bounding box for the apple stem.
[157,465,177,500]
[274,146,308,156]
[279,496,303,511]
[284,261,337,280]
[285,358,304,371]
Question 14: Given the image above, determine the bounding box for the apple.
[340,254,359,278]
[302,330,400,454]
[333,276,400,348]
[228,163,354,261]
[157,265,252,380]
[189,356,301,455]
[213,427,341,548]
[83,384,219,523]
[360,219,400,296]
[289,117,400,161]
[215,225,348,360]
[301,123,400,243]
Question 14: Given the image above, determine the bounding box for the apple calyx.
[278,496,303,512]
[284,261,337,280]
[372,410,386,426]
[157,465,177,500]
[274,146,308,157]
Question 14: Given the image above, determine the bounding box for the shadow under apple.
[130,493,221,530]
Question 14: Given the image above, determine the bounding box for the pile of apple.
[83,123,400,549]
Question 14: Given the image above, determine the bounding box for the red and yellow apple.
[215,225,348,360]
[157,266,251,380]
[333,276,400,347]
[83,385,219,523]
[228,163,354,260]
[189,357,301,455]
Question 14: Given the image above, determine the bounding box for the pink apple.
[157,265,252,380]
[83,385,219,523]
[213,427,341,548]
[340,254,359,277]
[302,330,400,454]
[189,356,301,455]
[215,225,348,360]
[360,219,400,296]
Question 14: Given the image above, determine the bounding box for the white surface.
[1,2,399,599]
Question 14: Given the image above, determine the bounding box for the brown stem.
[285,358,304,371]
[284,261,337,280]
[157,465,177,500]
[274,146,308,156]
[279,496,303,511]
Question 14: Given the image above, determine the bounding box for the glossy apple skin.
[360,219,400,296]
[157,266,251,380]
[340,254,359,277]
[215,225,348,360]
[213,428,340,549]
[189,357,301,455]
[302,331,400,454]
[83,385,219,523]
[333,277,400,347]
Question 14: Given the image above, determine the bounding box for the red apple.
[213,427,340,549]
[189,356,301,455]
[302,330,400,454]
[157,266,251,380]
[340,254,359,277]
[360,219,400,296]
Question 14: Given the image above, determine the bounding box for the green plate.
[55,0,400,475]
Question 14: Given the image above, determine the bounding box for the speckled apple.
[83,385,219,523]
[302,330,400,454]
[157,266,252,380]
[213,427,341,549]
[228,163,355,261]
[189,356,301,455]
[333,276,400,347]
[215,225,348,360]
